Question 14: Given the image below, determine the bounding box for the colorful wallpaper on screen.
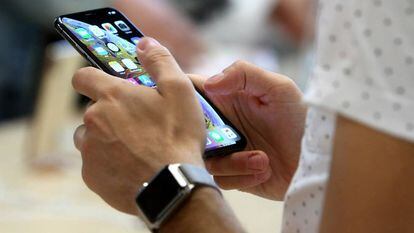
[63,17,240,150]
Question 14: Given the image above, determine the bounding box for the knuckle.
[102,84,123,99]
[80,140,91,155]
[163,76,193,94]
[72,70,84,89]
[232,60,250,69]
[81,165,94,190]
[76,66,96,76]
[83,106,98,128]
[72,67,100,90]
[145,47,172,65]
[285,77,298,88]
[255,170,271,183]
[274,75,301,96]
[277,73,294,84]
[170,77,192,88]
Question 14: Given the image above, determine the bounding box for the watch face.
[136,167,183,222]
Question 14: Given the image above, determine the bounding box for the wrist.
[159,187,223,233]
[136,163,223,231]
[167,145,205,167]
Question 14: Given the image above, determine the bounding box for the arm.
[320,116,414,233]
[72,38,244,232]
[161,188,245,233]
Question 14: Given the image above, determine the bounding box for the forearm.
[160,188,245,233]
[320,116,414,233]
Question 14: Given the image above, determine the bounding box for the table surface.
[0,119,283,233]
[0,1,312,230]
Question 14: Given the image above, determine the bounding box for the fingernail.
[248,152,265,170]
[137,37,161,51]
[205,73,225,85]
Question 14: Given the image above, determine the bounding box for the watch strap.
[179,164,221,195]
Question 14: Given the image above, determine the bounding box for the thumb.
[136,37,191,95]
[204,61,278,96]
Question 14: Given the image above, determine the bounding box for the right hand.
[191,61,307,200]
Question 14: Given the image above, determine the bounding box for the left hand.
[73,38,205,215]
[190,61,306,200]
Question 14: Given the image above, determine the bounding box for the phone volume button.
[86,55,101,69]
[75,44,83,51]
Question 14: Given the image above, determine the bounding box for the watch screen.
[59,8,244,154]
[136,167,182,222]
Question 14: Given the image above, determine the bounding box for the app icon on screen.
[138,74,155,87]
[119,40,136,54]
[75,28,92,39]
[89,25,105,38]
[209,131,224,142]
[206,137,212,146]
[114,20,131,31]
[131,37,141,45]
[101,23,118,34]
[106,42,120,52]
[122,59,138,70]
[126,78,139,85]
[109,61,125,72]
[93,46,109,56]
[221,127,238,139]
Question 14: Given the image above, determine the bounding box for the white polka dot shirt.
[281,1,414,233]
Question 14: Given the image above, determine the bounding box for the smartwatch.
[135,164,221,232]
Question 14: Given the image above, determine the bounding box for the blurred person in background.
[269,0,316,45]
[71,0,414,232]
[0,0,204,122]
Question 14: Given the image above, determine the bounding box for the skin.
[73,38,414,232]
[73,37,245,232]
[320,116,414,233]
[160,188,245,233]
[73,38,207,215]
[191,62,306,200]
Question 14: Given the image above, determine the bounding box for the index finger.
[72,67,119,101]
[205,151,269,176]
[136,37,193,97]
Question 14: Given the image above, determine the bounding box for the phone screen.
[57,8,245,156]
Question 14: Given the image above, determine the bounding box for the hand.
[73,38,205,215]
[191,61,307,200]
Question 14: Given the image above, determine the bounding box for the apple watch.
[135,164,221,232]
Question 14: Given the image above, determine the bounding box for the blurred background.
[0,0,316,232]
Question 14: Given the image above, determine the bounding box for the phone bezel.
[54,7,247,158]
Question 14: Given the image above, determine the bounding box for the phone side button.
[86,55,101,69]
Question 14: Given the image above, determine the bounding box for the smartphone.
[54,8,246,158]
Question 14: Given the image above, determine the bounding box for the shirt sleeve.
[304,0,414,142]
[6,0,113,28]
